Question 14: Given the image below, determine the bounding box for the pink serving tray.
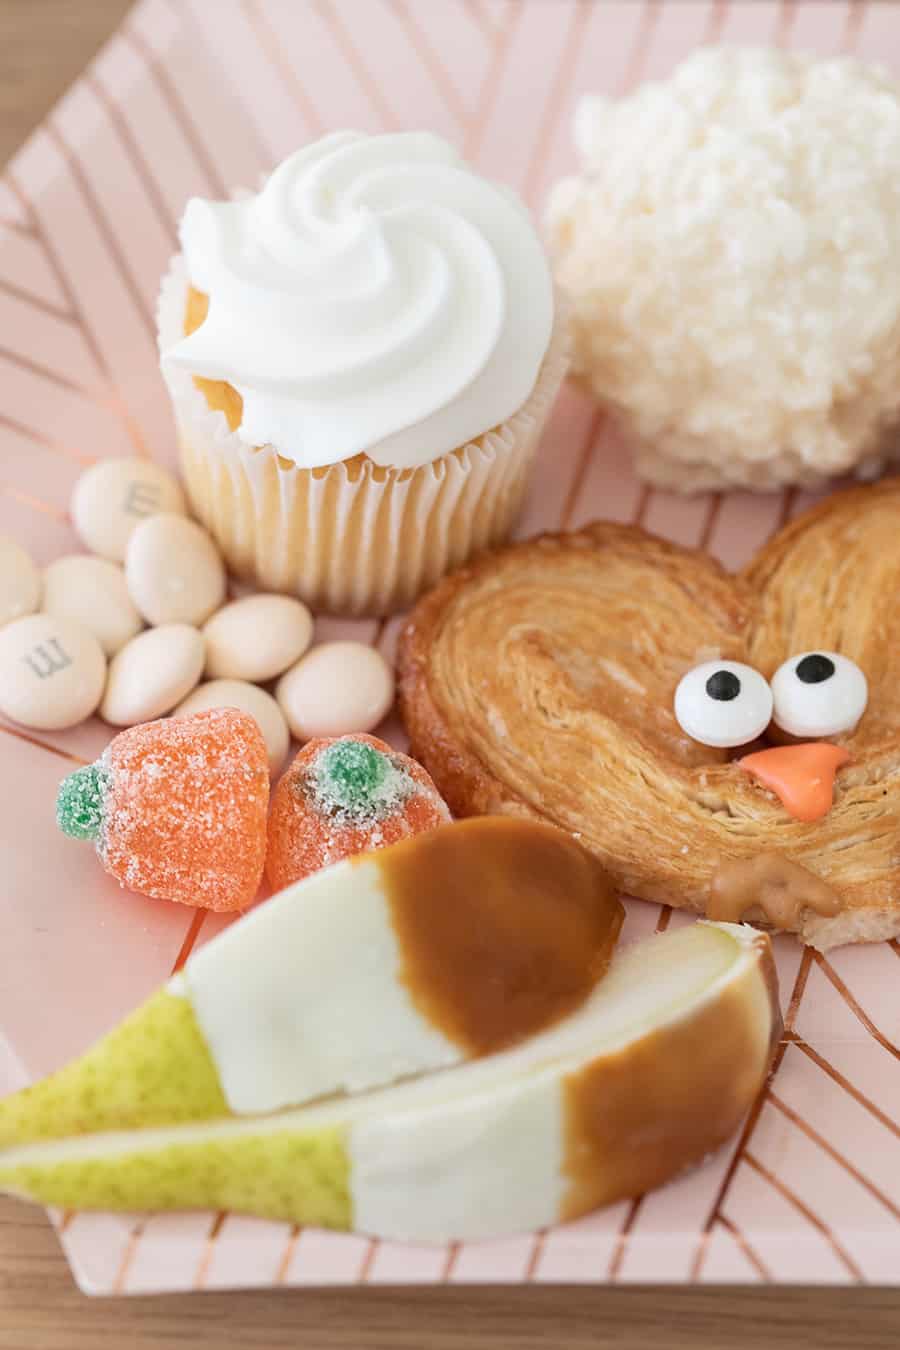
[1,0,898,1297]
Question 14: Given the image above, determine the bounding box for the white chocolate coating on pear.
[180,855,460,1114]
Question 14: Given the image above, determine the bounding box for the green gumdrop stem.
[317,739,390,813]
[56,763,108,842]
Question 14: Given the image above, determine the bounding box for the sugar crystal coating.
[56,763,109,842]
[311,739,412,822]
[57,710,269,911]
[266,734,451,891]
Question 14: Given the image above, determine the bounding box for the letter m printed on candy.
[23,639,72,679]
[123,480,163,519]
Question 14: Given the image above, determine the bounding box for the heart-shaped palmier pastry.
[398,481,900,950]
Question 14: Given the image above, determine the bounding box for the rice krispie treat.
[546,47,900,492]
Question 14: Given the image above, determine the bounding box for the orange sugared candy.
[56,709,269,911]
[266,734,450,891]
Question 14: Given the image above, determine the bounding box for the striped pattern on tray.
[0,0,897,1295]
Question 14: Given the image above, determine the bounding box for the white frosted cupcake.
[158,131,566,616]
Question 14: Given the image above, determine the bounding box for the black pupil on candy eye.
[796,654,835,685]
[705,670,741,702]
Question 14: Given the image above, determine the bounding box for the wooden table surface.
[1,2,899,1345]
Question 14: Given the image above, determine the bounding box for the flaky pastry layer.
[398,484,900,948]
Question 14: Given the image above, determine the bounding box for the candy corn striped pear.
[0,921,778,1242]
[0,819,623,1145]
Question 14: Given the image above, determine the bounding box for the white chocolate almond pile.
[0,457,395,772]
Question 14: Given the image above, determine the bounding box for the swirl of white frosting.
[163,131,554,469]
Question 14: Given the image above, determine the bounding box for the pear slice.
[0,923,779,1242]
[0,988,227,1150]
[0,818,621,1146]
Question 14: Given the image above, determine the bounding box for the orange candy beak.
[737,743,850,823]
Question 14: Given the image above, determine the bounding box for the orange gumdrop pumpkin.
[57,709,269,911]
[266,733,450,892]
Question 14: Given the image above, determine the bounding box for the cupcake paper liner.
[158,256,569,616]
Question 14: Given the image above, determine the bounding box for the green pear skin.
[1,1126,351,1228]
[0,990,227,1149]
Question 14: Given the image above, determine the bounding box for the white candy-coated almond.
[0,535,41,628]
[174,679,290,775]
[276,641,394,741]
[71,458,186,562]
[0,613,106,730]
[101,624,204,726]
[203,594,313,682]
[42,555,142,657]
[125,514,226,627]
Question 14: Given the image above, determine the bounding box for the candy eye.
[674,660,773,748]
[770,651,868,739]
